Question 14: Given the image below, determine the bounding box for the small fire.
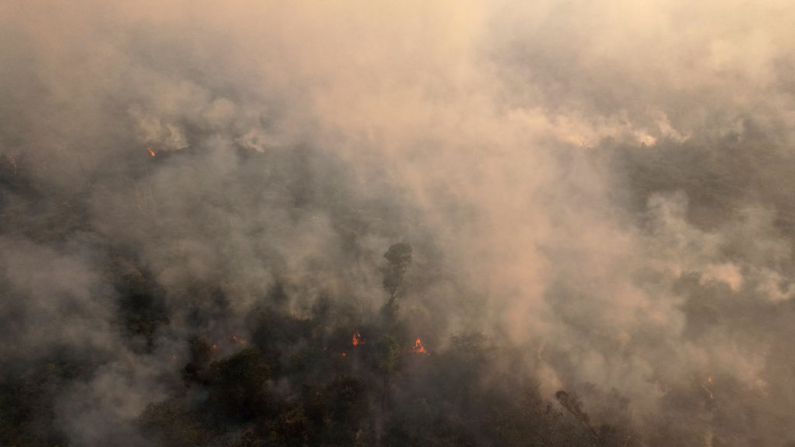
[410,338,429,355]
[212,344,217,350]
[148,147,156,157]
[701,376,714,400]
[352,331,365,346]
[342,352,346,357]
[323,346,327,351]
[232,335,248,345]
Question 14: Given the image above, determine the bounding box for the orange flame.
[353,331,364,346]
[708,376,712,383]
[342,352,346,357]
[213,344,217,350]
[148,147,156,157]
[410,338,429,355]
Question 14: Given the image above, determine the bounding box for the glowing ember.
[342,352,346,357]
[148,147,156,157]
[352,331,364,346]
[708,376,712,383]
[410,338,429,355]
[213,344,217,350]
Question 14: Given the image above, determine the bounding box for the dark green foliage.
[383,242,413,301]
[267,406,309,446]
[233,429,265,447]
[374,336,399,377]
[140,394,214,447]
[183,337,213,385]
[326,374,371,433]
[207,348,271,422]
[111,257,169,351]
[0,349,98,447]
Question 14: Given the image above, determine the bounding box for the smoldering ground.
[2,1,795,446]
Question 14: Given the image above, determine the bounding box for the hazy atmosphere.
[2,1,795,446]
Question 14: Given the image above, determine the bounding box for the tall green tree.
[382,242,412,303]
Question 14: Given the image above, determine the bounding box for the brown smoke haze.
[3,1,795,446]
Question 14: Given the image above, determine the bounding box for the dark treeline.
[0,245,637,447]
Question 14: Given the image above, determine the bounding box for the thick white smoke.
[3,1,795,445]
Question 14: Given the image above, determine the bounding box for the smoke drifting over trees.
[2,1,795,445]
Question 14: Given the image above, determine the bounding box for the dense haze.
[2,1,795,446]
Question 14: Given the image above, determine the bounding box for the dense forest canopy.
[3,1,795,446]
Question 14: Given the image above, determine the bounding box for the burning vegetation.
[352,331,364,346]
[409,338,429,355]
